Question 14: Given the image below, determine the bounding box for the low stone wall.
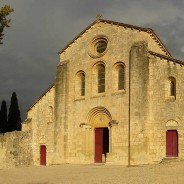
[0,131,33,169]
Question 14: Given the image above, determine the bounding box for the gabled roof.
[58,18,172,57]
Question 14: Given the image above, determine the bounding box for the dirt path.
[0,160,184,184]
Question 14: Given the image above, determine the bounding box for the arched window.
[118,66,125,90]
[75,71,85,98]
[165,77,176,100]
[48,106,53,122]
[166,76,176,99]
[112,62,125,92]
[80,73,85,96]
[170,78,176,97]
[98,65,105,93]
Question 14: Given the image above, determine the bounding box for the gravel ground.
[0,160,184,184]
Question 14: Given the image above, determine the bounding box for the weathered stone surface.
[21,19,184,166]
[0,131,32,168]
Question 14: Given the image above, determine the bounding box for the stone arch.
[75,70,85,98]
[87,106,112,128]
[168,76,176,97]
[47,106,53,123]
[165,76,176,99]
[88,35,109,58]
[92,61,106,95]
[92,61,106,69]
[166,119,178,127]
[112,62,126,91]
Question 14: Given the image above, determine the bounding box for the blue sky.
[0,0,184,119]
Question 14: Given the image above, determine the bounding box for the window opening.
[98,65,105,93]
[96,41,107,54]
[170,80,175,97]
[81,74,85,96]
[118,66,125,90]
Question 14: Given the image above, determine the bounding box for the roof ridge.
[99,19,172,57]
[99,18,150,31]
[58,18,172,57]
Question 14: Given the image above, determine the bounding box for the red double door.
[40,145,46,165]
[166,130,178,157]
[95,128,109,163]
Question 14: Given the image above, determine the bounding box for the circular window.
[88,36,109,58]
[95,40,107,54]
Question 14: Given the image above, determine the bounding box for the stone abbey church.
[21,18,184,166]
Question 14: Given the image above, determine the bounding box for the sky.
[1,0,184,120]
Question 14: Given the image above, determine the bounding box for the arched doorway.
[87,106,111,163]
[166,130,178,157]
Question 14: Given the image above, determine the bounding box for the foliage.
[0,101,7,133]
[0,5,14,44]
[7,92,22,132]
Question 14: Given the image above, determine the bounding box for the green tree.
[0,100,7,133]
[7,92,22,132]
[0,5,14,44]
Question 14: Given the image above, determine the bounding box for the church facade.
[23,18,184,166]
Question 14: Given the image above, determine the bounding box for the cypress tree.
[7,92,22,132]
[0,100,7,133]
[0,109,2,133]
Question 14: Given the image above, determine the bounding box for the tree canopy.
[0,5,14,44]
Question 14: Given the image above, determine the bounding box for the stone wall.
[55,22,160,165]
[25,20,184,166]
[0,131,33,169]
[25,86,55,166]
[148,53,184,162]
[129,41,150,164]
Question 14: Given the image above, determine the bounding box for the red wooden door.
[166,130,178,157]
[95,128,103,163]
[40,145,46,165]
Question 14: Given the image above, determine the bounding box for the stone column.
[54,60,69,163]
[129,41,150,165]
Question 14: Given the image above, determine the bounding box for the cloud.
[0,0,184,119]
[145,17,184,59]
